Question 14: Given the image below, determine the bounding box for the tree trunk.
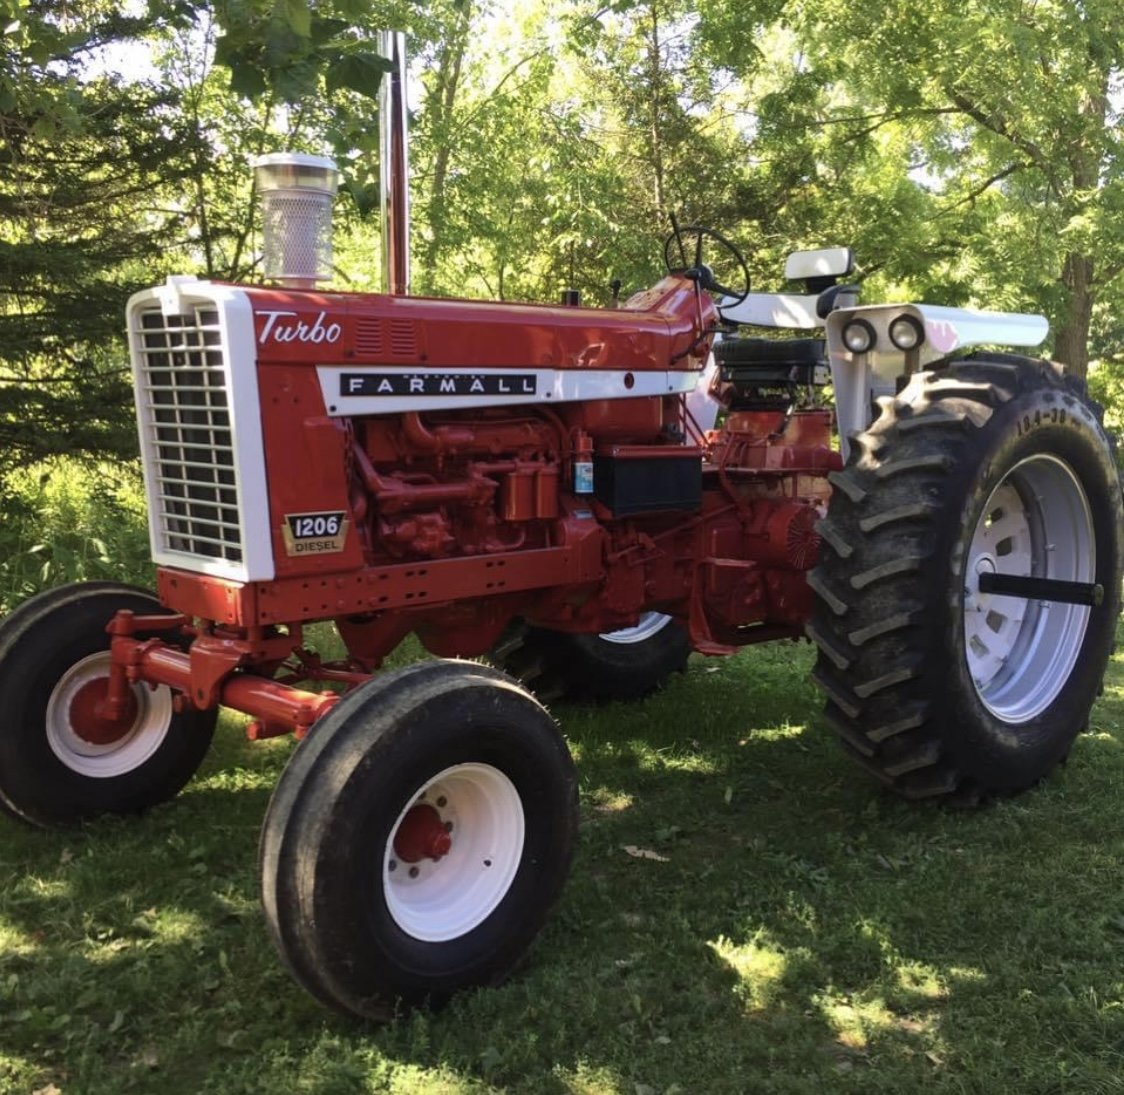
[1052,252,1094,377]
[1052,65,1108,379]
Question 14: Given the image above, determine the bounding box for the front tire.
[259,660,578,1020]
[807,355,1123,800]
[0,582,217,827]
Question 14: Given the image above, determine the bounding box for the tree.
[0,2,210,467]
[773,0,1124,375]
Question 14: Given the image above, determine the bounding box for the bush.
[0,457,153,614]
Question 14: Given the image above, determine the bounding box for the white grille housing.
[128,279,274,582]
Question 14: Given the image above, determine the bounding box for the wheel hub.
[392,803,452,863]
[962,455,1094,722]
[67,677,139,746]
[383,763,525,942]
[46,651,174,777]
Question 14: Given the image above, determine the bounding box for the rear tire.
[807,355,1123,800]
[0,582,216,827]
[259,660,578,1020]
[491,614,690,702]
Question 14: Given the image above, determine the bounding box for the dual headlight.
[842,315,925,354]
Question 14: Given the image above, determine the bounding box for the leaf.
[325,51,393,100]
[278,0,310,39]
[621,845,669,862]
[309,16,348,44]
[107,1009,125,1033]
[227,58,268,101]
[345,179,380,217]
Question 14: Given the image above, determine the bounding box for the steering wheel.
[663,217,751,308]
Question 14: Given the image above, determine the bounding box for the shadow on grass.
[4,644,1124,1093]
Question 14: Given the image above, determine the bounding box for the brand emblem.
[258,310,342,345]
[282,511,348,556]
[340,372,537,396]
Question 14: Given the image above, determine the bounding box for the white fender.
[826,303,1050,461]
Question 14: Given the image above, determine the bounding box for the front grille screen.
[135,307,243,563]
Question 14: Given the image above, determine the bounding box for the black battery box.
[593,444,703,517]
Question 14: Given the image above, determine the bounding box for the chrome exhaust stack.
[379,30,410,296]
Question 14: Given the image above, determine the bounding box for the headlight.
[889,315,924,351]
[842,319,876,354]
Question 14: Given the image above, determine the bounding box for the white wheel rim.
[383,763,524,943]
[45,652,174,777]
[962,454,1095,722]
[599,611,673,646]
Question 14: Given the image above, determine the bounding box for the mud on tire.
[807,354,1124,801]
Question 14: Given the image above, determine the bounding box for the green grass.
[4,462,1124,1092]
[3,640,1124,1093]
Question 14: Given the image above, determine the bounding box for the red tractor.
[1,50,1120,1020]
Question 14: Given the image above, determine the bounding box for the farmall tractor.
[1,42,1121,1021]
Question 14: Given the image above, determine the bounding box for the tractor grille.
[134,307,243,564]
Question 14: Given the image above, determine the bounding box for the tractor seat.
[714,337,827,389]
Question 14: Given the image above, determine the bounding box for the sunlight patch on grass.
[638,748,720,775]
[586,787,634,814]
[0,1055,42,1095]
[559,1061,627,1094]
[817,995,893,1049]
[82,906,207,957]
[15,875,71,901]
[709,932,788,1011]
[945,965,988,985]
[895,961,948,1000]
[738,721,807,744]
[192,765,280,793]
[0,920,45,956]
[1083,729,1121,742]
[382,1063,481,1093]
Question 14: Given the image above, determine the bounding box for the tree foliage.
[1,0,1122,470]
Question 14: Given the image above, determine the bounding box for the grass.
[3,463,1124,1092]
